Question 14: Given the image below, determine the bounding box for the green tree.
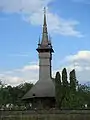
[68,70,84,109]
[62,68,68,88]
[77,84,90,109]
[55,72,62,108]
[0,82,33,107]
[69,69,78,91]
[62,68,69,108]
[54,68,90,109]
[0,80,5,88]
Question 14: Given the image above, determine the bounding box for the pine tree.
[55,72,62,108]
[69,69,78,91]
[62,68,68,88]
[62,68,69,108]
[68,69,79,108]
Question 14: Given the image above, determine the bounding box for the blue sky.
[0,0,90,86]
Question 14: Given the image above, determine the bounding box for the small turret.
[48,35,52,45]
[38,36,41,47]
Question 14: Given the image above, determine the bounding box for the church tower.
[36,8,54,81]
[22,8,55,108]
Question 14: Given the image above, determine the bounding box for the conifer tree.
[68,69,79,108]
[55,72,62,108]
[62,68,69,108]
[69,69,78,91]
[62,68,68,88]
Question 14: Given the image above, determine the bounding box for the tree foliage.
[0,82,33,107]
[62,68,68,88]
[55,68,90,109]
[69,69,78,91]
[0,69,90,110]
[55,72,62,108]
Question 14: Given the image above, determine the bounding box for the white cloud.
[47,13,83,37]
[24,8,83,37]
[0,0,52,13]
[1,50,90,86]
[22,64,39,71]
[64,50,90,84]
[0,62,39,86]
[5,76,23,86]
[14,62,39,72]
[0,0,83,37]
[66,51,90,63]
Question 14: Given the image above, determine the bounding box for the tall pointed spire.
[36,7,54,53]
[41,7,48,46]
[43,7,47,27]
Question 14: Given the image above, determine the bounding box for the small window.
[33,93,35,96]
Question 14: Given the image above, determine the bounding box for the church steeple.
[41,7,48,46]
[22,7,55,103]
[37,7,54,53]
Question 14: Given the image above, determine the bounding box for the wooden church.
[22,8,55,109]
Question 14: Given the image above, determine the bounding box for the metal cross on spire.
[44,7,46,14]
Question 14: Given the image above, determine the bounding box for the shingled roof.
[22,78,55,99]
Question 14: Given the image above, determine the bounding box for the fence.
[0,110,90,120]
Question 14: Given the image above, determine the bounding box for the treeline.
[0,68,90,110]
[55,68,90,109]
[0,82,33,108]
